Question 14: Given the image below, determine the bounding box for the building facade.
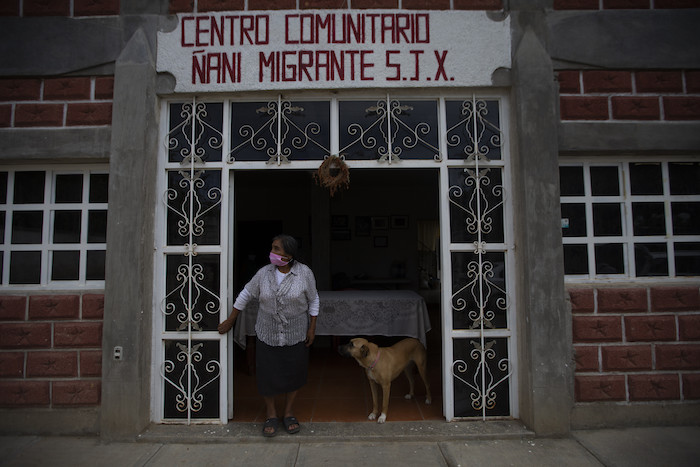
[0,0,698,441]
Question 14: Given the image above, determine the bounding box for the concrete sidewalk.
[1,423,698,466]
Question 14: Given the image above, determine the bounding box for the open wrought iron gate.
[153,94,516,423]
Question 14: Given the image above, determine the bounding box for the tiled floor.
[232,336,443,423]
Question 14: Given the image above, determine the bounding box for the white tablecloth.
[233,290,431,348]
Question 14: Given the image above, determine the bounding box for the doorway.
[155,94,516,424]
[230,168,443,422]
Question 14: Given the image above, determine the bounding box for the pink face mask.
[269,252,290,267]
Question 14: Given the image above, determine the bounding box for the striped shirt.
[233,262,319,347]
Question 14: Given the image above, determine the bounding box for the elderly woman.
[218,234,319,437]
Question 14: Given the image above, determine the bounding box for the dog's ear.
[360,345,369,359]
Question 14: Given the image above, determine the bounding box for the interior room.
[231,168,443,422]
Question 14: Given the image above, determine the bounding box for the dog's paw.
[368,413,377,421]
[404,393,413,400]
[377,413,387,423]
[425,397,432,405]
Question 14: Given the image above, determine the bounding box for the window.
[226,96,443,164]
[560,160,700,279]
[0,168,109,286]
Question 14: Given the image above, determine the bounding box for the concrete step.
[137,420,534,444]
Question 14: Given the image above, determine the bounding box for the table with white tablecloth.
[233,290,431,348]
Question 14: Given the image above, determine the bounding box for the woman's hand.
[305,327,315,347]
[218,316,236,334]
[218,308,241,334]
[305,315,317,347]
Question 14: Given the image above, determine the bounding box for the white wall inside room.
[233,168,439,292]
[328,169,439,291]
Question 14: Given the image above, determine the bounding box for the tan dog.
[338,337,432,423]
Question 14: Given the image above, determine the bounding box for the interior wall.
[233,170,315,292]
[329,169,439,291]
[233,168,440,292]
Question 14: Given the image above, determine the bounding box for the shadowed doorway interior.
[231,168,442,422]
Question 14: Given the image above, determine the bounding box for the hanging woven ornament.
[314,155,350,197]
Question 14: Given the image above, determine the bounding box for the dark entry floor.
[232,336,443,423]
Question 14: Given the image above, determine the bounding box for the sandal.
[262,417,279,437]
[283,416,300,434]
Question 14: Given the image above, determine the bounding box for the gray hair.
[273,234,299,262]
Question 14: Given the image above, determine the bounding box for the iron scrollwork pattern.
[339,97,440,162]
[161,100,223,422]
[227,96,330,164]
[448,96,512,419]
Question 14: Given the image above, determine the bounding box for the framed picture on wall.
[374,236,388,247]
[355,216,371,236]
[371,216,389,230]
[331,229,351,241]
[391,215,408,229]
[331,215,349,229]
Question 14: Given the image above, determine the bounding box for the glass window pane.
[89,174,109,203]
[595,243,625,274]
[10,251,41,284]
[389,100,438,160]
[590,166,619,196]
[88,210,107,243]
[634,243,668,276]
[675,243,700,276]
[51,250,79,281]
[166,170,222,246]
[230,100,330,162]
[55,174,83,203]
[561,203,586,237]
[448,167,504,244]
[0,172,7,204]
[86,250,106,280]
[229,101,277,162]
[340,99,439,161]
[165,254,221,332]
[53,210,81,243]
[13,172,45,204]
[593,203,622,236]
[671,202,700,235]
[563,244,589,275]
[450,251,507,330]
[632,202,666,236]
[11,211,43,244]
[559,166,585,196]
[168,102,223,163]
[339,100,380,160]
[452,338,510,417]
[669,162,700,195]
[163,340,220,419]
[629,163,663,195]
[0,211,4,244]
[446,99,501,160]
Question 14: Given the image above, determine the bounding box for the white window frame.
[0,165,109,290]
[560,156,700,284]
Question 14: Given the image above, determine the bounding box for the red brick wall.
[0,77,114,128]
[6,0,694,14]
[0,0,120,16]
[0,293,103,408]
[554,0,700,9]
[558,70,700,121]
[169,0,504,13]
[570,285,700,403]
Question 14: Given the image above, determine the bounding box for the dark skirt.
[255,338,309,396]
